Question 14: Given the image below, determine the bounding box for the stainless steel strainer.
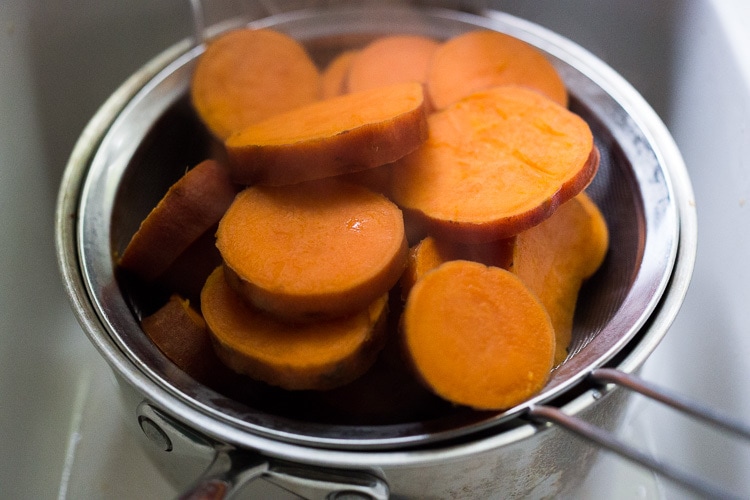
[55,3,750,499]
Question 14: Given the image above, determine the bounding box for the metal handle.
[188,0,206,46]
[177,451,389,500]
[177,451,265,500]
[138,403,388,500]
[592,368,750,440]
[528,368,750,500]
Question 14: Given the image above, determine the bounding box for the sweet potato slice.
[338,162,394,195]
[400,235,516,299]
[427,29,567,110]
[225,82,428,186]
[321,49,358,99]
[510,192,609,364]
[155,225,223,306]
[216,178,408,322]
[141,294,225,385]
[191,28,321,140]
[400,237,448,301]
[401,260,555,410]
[201,267,389,391]
[346,35,439,93]
[118,159,238,282]
[390,85,598,243]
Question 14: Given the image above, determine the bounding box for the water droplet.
[347,217,364,231]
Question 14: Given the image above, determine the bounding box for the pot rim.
[55,4,697,465]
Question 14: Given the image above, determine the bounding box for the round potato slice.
[217,178,408,322]
[201,267,389,391]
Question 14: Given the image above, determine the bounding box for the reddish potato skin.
[119,159,238,281]
[141,294,227,385]
[225,83,429,186]
[391,86,599,244]
[202,267,391,391]
[399,148,600,244]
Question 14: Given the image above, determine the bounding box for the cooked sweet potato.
[338,162,394,195]
[125,29,611,414]
[201,267,389,391]
[511,192,609,364]
[391,85,598,243]
[191,28,321,140]
[155,226,223,306]
[401,260,555,410]
[321,49,358,99]
[400,235,516,299]
[141,294,224,385]
[118,159,237,282]
[225,81,428,186]
[216,178,408,322]
[400,237,448,301]
[427,29,567,110]
[346,35,439,94]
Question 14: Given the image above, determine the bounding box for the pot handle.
[176,451,264,500]
[138,403,388,500]
[177,450,390,500]
[528,367,750,500]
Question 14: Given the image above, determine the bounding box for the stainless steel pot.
[55,3,723,498]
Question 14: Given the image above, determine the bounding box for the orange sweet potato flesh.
[391,85,598,243]
[191,28,321,140]
[140,294,225,385]
[201,267,389,391]
[225,82,428,186]
[346,35,439,94]
[118,159,238,282]
[401,260,555,410]
[400,235,516,300]
[321,50,358,99]
[427,29,567,110]
[511,192,609,365]
[216,178,408,322]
